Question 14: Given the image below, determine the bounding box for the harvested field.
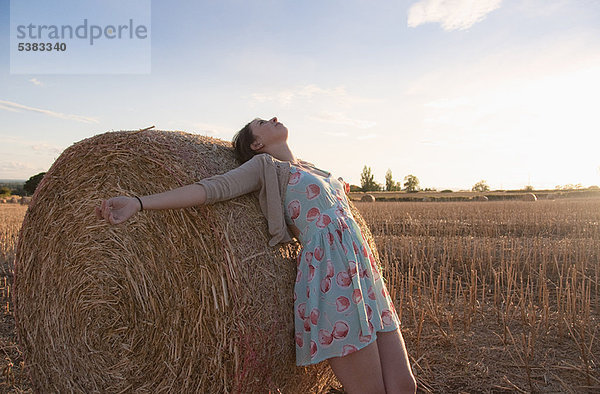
[1,195,599,392]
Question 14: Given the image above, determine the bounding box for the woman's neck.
[266,143,297,163]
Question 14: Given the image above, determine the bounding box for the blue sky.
[1,0,599,190]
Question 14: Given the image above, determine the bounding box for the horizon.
[2,0,599,191]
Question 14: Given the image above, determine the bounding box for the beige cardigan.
[195,153,295,247]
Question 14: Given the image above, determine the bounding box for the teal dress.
[284,163,400,366]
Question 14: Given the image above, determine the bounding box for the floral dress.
[284,162,401,366]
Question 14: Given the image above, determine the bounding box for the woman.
[96,117,416,394]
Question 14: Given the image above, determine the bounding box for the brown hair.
[232,118,258,164]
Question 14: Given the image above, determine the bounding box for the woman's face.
[249,117,288,152]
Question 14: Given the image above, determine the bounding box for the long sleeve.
[195,154,262,204]
[195,153,293,247]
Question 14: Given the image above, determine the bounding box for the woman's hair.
[232,119,257,164]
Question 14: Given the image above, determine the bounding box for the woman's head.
[232,116,288,164]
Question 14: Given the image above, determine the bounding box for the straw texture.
[14,129,379,393]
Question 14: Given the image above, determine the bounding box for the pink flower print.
[310,308,320,325]
[336,296,350,312]
[368,321,374,334]
[318,329,333,346]
[305,252,313,264]
[335,229,343,243]
[304,317,311,332]
[310,340,318,358]
[307,264,315,282]
[335,206,347,218]
[293,291,297,301]
[295,269,302,283]
[367,286,376,300]
[306,285,310,298]
[320,276,331,293]
[288,200,301,220]
[381,310,393,326]
[332,321,349,339]
[352,241,360,256]
[326,232,334,245]
[306,207,320,222]
[336,271,351,288]
[326,260,334,278]
[341,243,348,255]
[306,184,320,200]
[316,214,332,229]
[295,332,304,347]
[347,261,357,278]
[352,289,363,304]
[297,302,306,319]
[314,246,324,261]
[289,171,301,185]
[296,253,301,267]
[341,344,358,356]
[366,304,373,320]
[339,219,349,231]
[359,331,372,343]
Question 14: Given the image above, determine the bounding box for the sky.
[1,0,599,191]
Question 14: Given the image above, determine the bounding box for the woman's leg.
[376,329,417,393]
[327,341,386,394]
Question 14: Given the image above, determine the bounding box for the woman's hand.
[95,196,140,225]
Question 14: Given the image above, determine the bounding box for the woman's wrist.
[134,195,144,212]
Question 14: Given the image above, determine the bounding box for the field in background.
[1,197,599,392]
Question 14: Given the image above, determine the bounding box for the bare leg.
[376,329,417,393]
[327,341,386,394]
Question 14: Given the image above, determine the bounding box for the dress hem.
[295,324,401,367]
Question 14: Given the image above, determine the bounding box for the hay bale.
[474,195,488,201]
[523,193,537,201]
[9,196,19,203]
[14,129,357,393]
[360,194,376,202]
[20,196,32,205]
[422,197,432,202]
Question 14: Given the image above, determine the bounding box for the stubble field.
[1,197,598,392]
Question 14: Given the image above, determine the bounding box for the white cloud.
[250,84,381,107]
[309,111,377,129]
[356,133,378,140]
[407,0,503,31]
[29,78,43,86]
[0,100,99,124]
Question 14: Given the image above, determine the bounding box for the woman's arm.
[96,184,207,225]
[96,153,265,225]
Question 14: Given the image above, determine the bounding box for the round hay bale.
[474,195,488,201]
[360,194,376,202]
[14,130,355,393]
[523,193,537,201]
[9,196,19,203]
[20,196,32,205]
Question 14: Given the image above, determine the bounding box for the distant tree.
[384,169,402,191]
[403,175,420,193]
[441,189,453,193]
[24,172,46,195]
[524,185,534,191]
[360,166,379,192]
[588,185,599,190]
[385,169,394,192]
[472,180,490,192]
[349,184,361,192]
[0,186,11,197]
